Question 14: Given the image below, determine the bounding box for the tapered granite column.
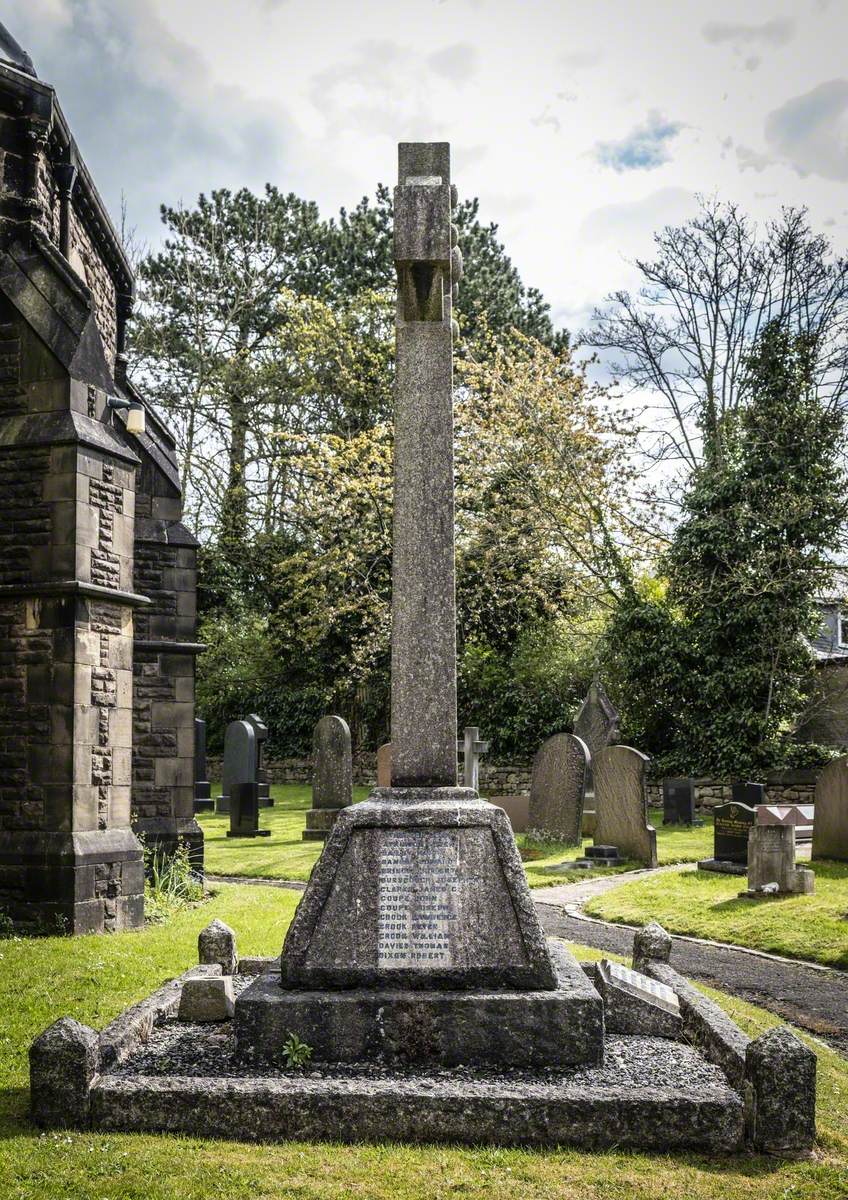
[390,142,457,787]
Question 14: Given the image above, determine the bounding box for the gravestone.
[219,720,269,838]
[743,824,815,896]
[813,755,848,862]
[732,780,765,807]
[697,802,756,875]
[377,742,392,787]
[236,143,602,1072]
[245,713,273,808]
[757,804,814,844]
[458,726,489,792]
[592,746,657,868]
[574,678,620,836]
[527,733,589,845]
[662,777,696,825]
[303,715,354,842]
[193,719,214,813]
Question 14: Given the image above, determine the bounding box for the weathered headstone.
[236,144,602,1072]
[592,746,657,868]
[303,715,354,842]
[527,733,589,845]
[732,780,765,807]
[458,726,489,792]
[813,754,848,862]
[596,959,681,1037]
[662,777,695,825]
[193,718,214,813]
[574,677,620,836]
[376,742,392,787]
[218,720,270,838]
[698,801,756,874]
[757,803,814,843]
[743,824,815,896]
[245,713,273,808]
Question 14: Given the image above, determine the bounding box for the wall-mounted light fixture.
[106,394,146,436]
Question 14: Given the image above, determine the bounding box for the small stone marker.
[457,726,489,791]
[29,1017,100,1129]
[574,677,620,837]
[632,920,673,973]
[596,959,682,1037]
[593,746,657,867]
[178,976,235,1022]
[219,720,270,837]
[731,780,765,806]
[746,1026,817,1157]
[743,824,815,896]
[698,801,756,874]
[662,777,696,825]
[813,754,848,862]
[245,713,273,808]
[304,715,354,842]
[193,717,213,813]
[376,741,392,787]
[199,918,238,975]
[528,733,589,845]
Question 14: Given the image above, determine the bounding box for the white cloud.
[765,79,848,180]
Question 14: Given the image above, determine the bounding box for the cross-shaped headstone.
[457,726,489,792]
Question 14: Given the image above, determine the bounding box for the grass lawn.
[585,860,848,968]
[1,883,847,1199]
[201,785,714,888]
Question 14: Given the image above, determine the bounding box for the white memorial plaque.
[377,830,459,968]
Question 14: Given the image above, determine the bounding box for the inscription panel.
[377,830,459,967]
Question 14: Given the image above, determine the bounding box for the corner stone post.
[745,1026,816,1156]
[199,917,238,975]
[29,1017,100,1129]
[632,920,673,973]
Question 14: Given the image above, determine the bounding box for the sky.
[6,0,848,336]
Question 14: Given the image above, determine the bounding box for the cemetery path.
[535,893,848,1057]
[207,874,306,891]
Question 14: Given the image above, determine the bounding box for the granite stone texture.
[746,1027,816,1156]
[178,976,235,1022]
[593,746,658,868]
[237,940,602,1068]
[199,918,238,976]
[527,732,589,845]
[595,960,682,1038]
[813,754,848,861]
[278,789,558,991]
[632,920,673,973]
[30,1017,100,1129]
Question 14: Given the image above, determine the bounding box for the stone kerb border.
[633,923,817,1157]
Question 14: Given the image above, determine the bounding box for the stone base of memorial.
[301,807,343,841]
[29,921,817,1156]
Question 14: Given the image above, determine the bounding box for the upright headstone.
[593,746,657,868]
[458,726,489,792]
[574,678,620,836]
[732,780,765,807]
[257,144,588,1018]
[219,720,269,838]
[662,778,695,825]
[193,718,214,813]
[698,801,756,874]
[376,742,392,787]
[744,824,815,896]
[303,716,354,842]
[813,755,848,862]
[245,713,273,808]
[527,733,589,845]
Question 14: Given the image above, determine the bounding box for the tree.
[605,320,848,774]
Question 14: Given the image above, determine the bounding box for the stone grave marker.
[193,718,214,813]
[595,959,681,1037]
[377,742,392,787]
[813,754,848,862]
[757,803,814,844]
[458,726,489,792]
[698,802,756,874]
[527,733,589,846]
[246,713,273,808]
[732,780,765,806]
[219,720,270,839]
[303,715,354,842]
[592,746,657,868]
[574,677,619,836]
[662,777,696,825]
[743,824,815,896]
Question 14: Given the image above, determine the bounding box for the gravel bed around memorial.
[110,1014,733,1096]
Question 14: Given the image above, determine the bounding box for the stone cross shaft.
[390,142,461,788]
[458,726,489,792]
